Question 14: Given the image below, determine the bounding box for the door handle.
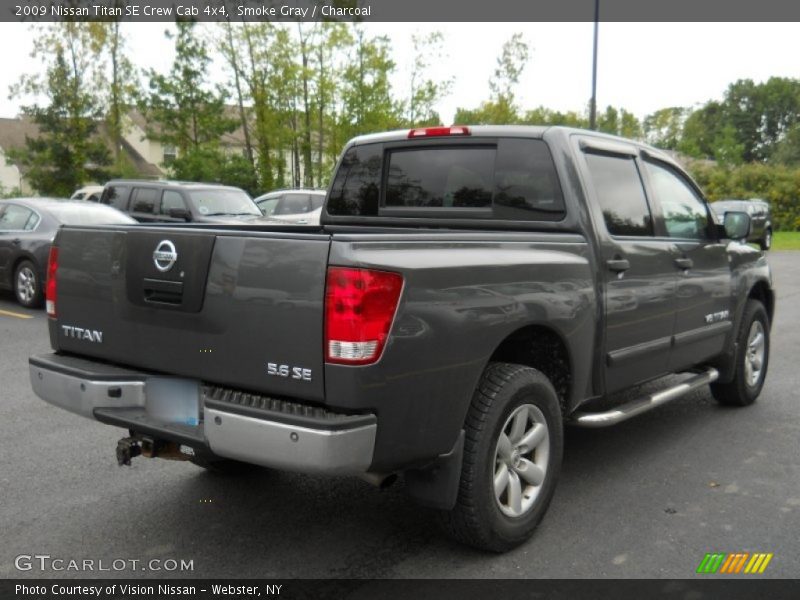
[674,257,693,270]
[606,258,631,273]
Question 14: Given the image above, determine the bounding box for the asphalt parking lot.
[1,252,798,579]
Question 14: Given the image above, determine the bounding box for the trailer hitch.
[116,435,192,466]
[116,436,142,466]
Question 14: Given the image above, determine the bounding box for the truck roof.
[349,125,677,167]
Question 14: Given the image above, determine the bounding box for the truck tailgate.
[52,226,331,402]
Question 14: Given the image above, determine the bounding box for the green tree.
[772,123,800,166]
[521,107,588,127]
[338,27,401,140]
[597,106,642,139]
[454,32,530,125]
[643,107,688,150]
[489,32,530,106]
[404,31,452,127]
[142,21,237,155]
[97,5,137,170]
[9,22,111,195]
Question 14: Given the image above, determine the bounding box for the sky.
[0,22,799,123]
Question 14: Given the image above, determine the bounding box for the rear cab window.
[327,138,565,222]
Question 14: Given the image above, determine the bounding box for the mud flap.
[405,430,465,510]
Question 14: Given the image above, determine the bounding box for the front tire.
[759,229,772,251]
[14,260,43,308]
[710,300,769,406]
[439,363,563,552]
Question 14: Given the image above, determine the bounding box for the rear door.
[578,139,678,393]
[640,157,732,370]
[128,187,163,223]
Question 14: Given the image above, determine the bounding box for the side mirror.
[168,207,191,221]
[723,211,751,241]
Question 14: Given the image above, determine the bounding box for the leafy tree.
[338,27,401,140]
[454,32,529,125]
[597,106,642,139]
[98,5,137,168]
[772,123,800,166]
[9,22,111,196]
[142,21,237,155]
[489,32,530,106]
[404,31,452,127]
[522,107,587,127]
[170,148,259,196]
[643,107,688,150]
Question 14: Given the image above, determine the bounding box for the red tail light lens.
[45,246,58,317]
[325,267,404,365]
[407,125,471,138]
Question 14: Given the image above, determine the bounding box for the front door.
[641,158,733,371]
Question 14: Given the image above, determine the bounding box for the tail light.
[407,125,471,138]
[325,267,404,365]
[45,246,58,317]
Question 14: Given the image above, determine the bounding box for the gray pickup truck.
[29,126,774,552]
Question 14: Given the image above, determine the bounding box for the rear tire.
[759,229,772,251]
[14,260,43,308]
[439,362,563,552]
[710,300,769,406]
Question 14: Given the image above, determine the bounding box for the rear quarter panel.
[326,232,596,471]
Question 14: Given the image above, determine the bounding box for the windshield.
[49,204,136,225]
[189,189,261,216]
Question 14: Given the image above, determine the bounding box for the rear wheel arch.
[488,324,572,414]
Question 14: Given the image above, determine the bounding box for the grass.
[772,231,800,251]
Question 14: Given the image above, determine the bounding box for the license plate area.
[145,378,200,426]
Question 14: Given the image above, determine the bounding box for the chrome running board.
[570,367,719,428]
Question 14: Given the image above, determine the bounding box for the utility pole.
[589,0,599,130]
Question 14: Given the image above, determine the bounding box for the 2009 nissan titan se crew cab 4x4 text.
[30,126,774,552]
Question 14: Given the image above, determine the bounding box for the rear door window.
[584,153,654,237]
[130,188,159,214]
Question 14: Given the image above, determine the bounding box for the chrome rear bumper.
[29,353,376,475]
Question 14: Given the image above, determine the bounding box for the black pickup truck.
[29,126,774,551]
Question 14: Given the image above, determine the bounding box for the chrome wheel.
[744,321,765,388]
[493,403,550,518]
[16,266,37,305]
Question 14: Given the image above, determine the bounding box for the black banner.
[5,0,800,23]
[3,579,800,600]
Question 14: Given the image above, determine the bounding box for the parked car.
[0,198,135,308]
[254,189,325,224]
[69,186,104,203]
[30,126,773,552]
[100,180,266,224]
[710,198,773,250]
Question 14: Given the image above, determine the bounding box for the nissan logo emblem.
[153,240,178,272]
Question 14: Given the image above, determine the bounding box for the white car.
[69,186,105,202]
[254,189,325,225]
